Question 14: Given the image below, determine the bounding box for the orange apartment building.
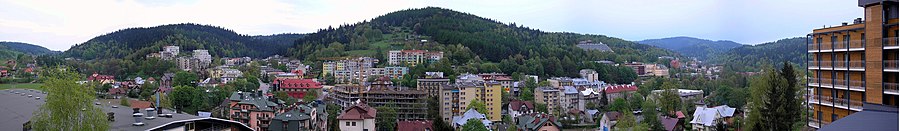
[806,0,898,129]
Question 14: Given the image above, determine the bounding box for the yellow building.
[806,0,898,129]
[439,81,503,123]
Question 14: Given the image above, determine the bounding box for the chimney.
[132,112,145,126]
[145,108,156,120]
[842,22,848,26]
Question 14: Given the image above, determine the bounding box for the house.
[199,78,221,87]
[599,112,621,131]
[515,113,562,131]
[604,84,638,103]
[88,73,116,84]
[451,109,493,129]
[107,88,127,99]
[508,100,535,118]
[660,115,682,131]
[338,101,377,131]
[689,105,736,130]
[267,103,328,131]
[397,120,433,131]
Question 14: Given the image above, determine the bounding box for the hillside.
[0,41,59,56]
[638,36,742,60]
[63,23,304,60]
[289,7,676,79]
[713,37,806,71]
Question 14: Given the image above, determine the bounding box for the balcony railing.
[848,80,865,91]
[807,77,819,86]
[833,97,864,110]
[884,60,899,71]
[886,83,899,94]
[808,61,819,68]
[808,44,818,51]
[808,117,831,128]
[849,40,865,49]
[885,37,898,48]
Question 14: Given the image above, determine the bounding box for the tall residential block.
[806,0,898,128]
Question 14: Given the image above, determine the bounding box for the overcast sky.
[0,0,863,51]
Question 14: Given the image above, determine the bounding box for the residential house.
[508,100,535,119]
[267,103,328,131]
[338,101,377,131]
[452,109,493,129]
[515,113,562,131]
[88,73,116,84]
[689,105,736,130]
[599,112,621,131]
[388,50,443,66]
[534,87,560,114]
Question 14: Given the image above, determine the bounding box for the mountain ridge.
[637,36,743,60]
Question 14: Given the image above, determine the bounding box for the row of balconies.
[807,95,863,111]
[808,37,899,52]
[808,117,831,129]
[807,77,866,91]
[807,60,899,71]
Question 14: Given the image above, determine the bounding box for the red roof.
[675,111,685,119]
[397,120,433,131]
[88,73,115,81]
[24,68,32,73]
[108,88,127,95]
[509,100,534,111]
[338,102,377,120]
[130,100,153,109]
[274,78,322,89]
[605,85,638,94]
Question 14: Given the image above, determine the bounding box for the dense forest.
[0,41,59,56]
[63,23,304,60]
[637,36,743,61]
[289,7,675,80]
[713,37,807,71]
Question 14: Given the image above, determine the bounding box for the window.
[346,122,350,126]
[352,122,357,126]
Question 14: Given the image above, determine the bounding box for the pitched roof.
[130,100,153,109]
[274,78,322,89]
[509,100,534,112]
[515,113,560,130]
[397,120,433,131]
[660,116,680,131]
[273,106,312,121]
[604,112,622,121]
[605,85,638,94]
[452,109,490,126]
[712,105,736,117]
[690,107,719,126]
[337,102,376,120]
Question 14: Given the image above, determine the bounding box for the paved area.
[0,89,201,131]
[0,89,46,130]
[258,79,270,94]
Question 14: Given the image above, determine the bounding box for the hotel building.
[806,0,898,128]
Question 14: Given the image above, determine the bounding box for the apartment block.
[228,92,279,131]
[534,87,560,114]
[417,72,450,97]
[388,50,443,66]
[321,57,379,84]
[438,80,503,124]
[806,0,898,129]
[329,77,427,120]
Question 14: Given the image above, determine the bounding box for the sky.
[0,0,863,51]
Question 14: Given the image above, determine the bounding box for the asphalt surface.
[0,89,46,130]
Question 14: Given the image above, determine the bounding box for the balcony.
[886,83,899,95]
[848,40,865,50]
[808,117,831,129]
[885,60,899,72]
[808,95,863,111]
[809,61,865,71]
[885,37,898,49]
[259,116,272,121]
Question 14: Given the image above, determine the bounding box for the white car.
[27,95,32,97]
[35,97,40,100]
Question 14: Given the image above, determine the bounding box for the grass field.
[0,83,44,91]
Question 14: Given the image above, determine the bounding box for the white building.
[192,50,212,66]
[387,50,443,66]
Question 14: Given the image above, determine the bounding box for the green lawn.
[0,83,44,91]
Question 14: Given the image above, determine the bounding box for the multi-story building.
[322,57,379,84]
[479,72,514,92]
[388,50,444,66]
[548,77,575,89]
[273,78,322,100]
[267,103,329,131]
[161,46,179,60]
[806,0,898,129]
[438,80,503,123]
[417,72,450,97]
[604,84,638,103]
[329,77,428,120]
[193,49,212,66]
[534,87,560,114]
[228,92,279,131]
[580,69,600,82]
[366,66,409,80]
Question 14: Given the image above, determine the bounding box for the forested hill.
[289,7,676,78]
[0,41,59,55]
[63,23,304,60]
[638,36,742,60]
[713,37,807,71]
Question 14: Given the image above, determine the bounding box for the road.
[258,78,270,94]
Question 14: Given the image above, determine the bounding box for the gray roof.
[452,109,491,127]
[0,89,205,131]
[229,92,278,111]
[818,103,899,131]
